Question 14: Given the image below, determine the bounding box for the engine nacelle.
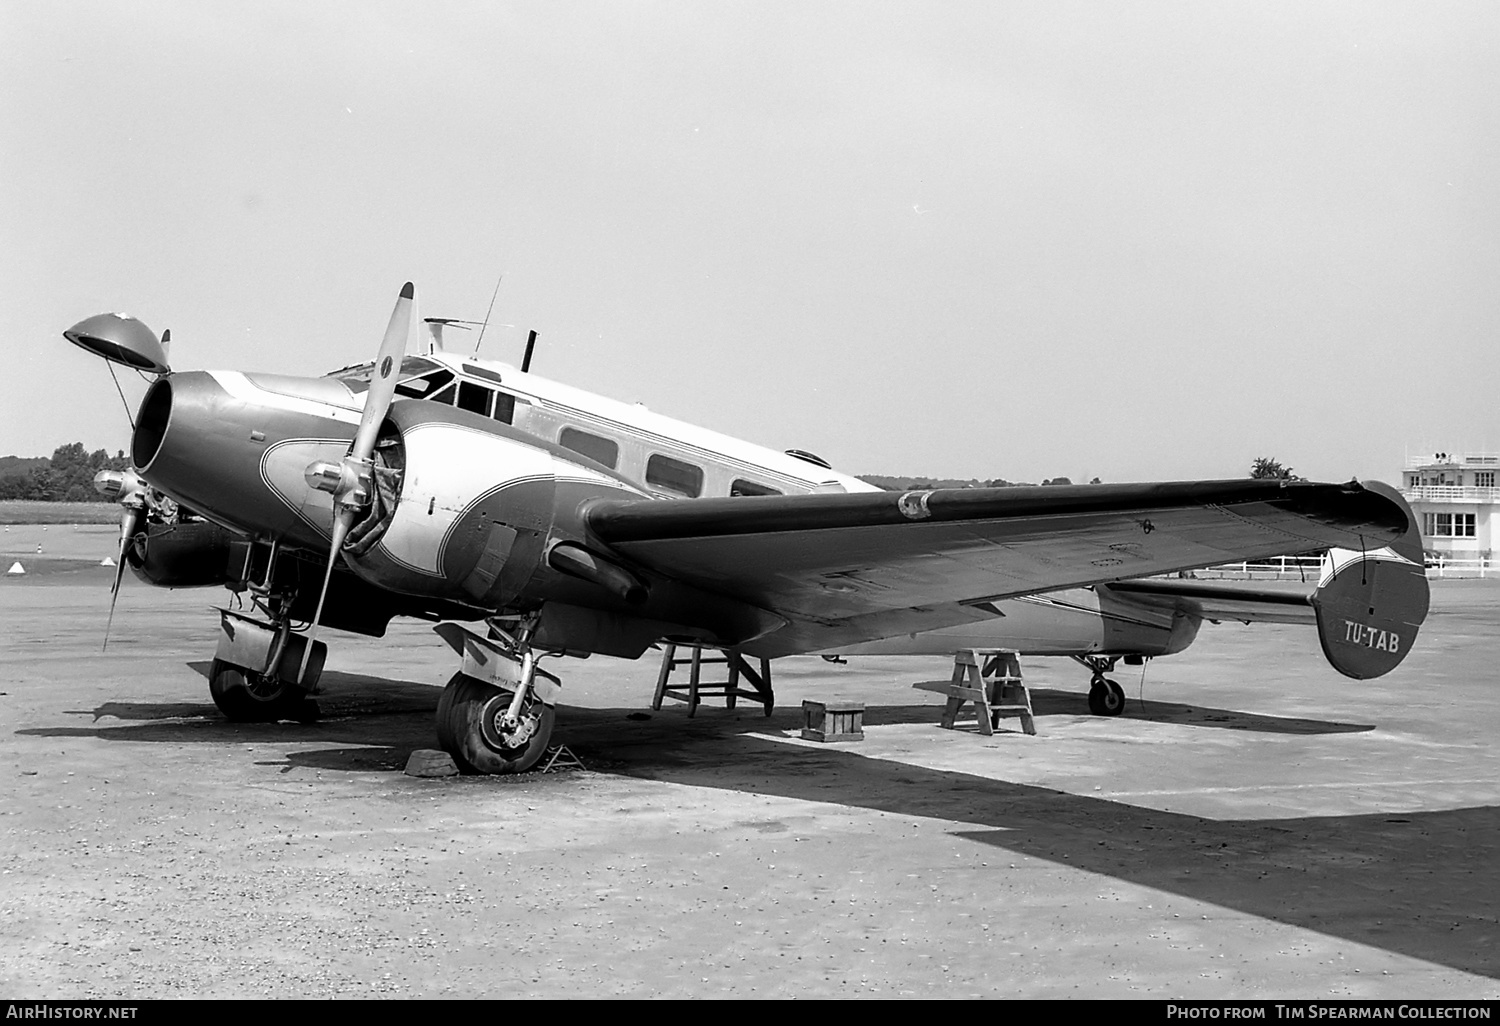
[344,401,650,610]
[127,520,249,589]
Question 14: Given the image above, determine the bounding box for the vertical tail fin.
[1309,481,1430,679]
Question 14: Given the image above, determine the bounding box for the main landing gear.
[1074,655,1126,717]
[208,657,319,723]
[209,542,324,723]
[434,613,557,775]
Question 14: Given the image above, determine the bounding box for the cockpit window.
[394,370,454,400]
[493,392,517,424]
[326,356,442,394]
[457,380,494,416]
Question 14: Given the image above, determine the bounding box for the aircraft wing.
[584,479,1412,657]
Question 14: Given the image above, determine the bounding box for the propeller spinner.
[299,282,417,682]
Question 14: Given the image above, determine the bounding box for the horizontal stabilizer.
[1308,482,1429,680]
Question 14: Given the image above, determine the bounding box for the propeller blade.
[350,282,414,464]
[297,282,416,684]
[102,505,141,652]
[297,506,355,685]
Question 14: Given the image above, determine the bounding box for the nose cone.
[133,371,356,545]
[63,313,170,374]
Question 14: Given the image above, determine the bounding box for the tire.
[209,658,311,722]
[1087,684,1107,716]
[1092,678,1125,717]
[436,672,555,775]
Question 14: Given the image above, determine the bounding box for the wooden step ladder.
[652,643,774,717]
[912,650,1036,736]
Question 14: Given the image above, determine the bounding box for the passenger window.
[457,381,493,416]
[394,370,454,400]
[646,454,704,498]
[731,479,782,497]
[493,392,516,425]
[559,427,620,469]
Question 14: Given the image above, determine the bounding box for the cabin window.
[393,370,454,400]
[559,427,619,469]
[457,381,493,416]
[493,392,517,425]
[646,454,704,498]
[731,479,782,497]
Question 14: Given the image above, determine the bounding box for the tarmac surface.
[1,523,1497,999]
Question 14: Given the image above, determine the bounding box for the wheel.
[435,672,555,775]
[209,658,311,722]
[1087,677,1126,717]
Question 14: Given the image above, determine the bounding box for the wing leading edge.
[584,479,1414,657]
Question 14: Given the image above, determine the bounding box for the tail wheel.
[209,658,313,722]
[436,672,555,775]
[1087,677,1126,717]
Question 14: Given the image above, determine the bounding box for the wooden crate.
[800,700,865,742]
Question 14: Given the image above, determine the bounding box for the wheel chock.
[404,749,459,777]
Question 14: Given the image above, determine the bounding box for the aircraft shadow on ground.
[560,707,1498,981]
[18,668,1486,976]
[1017,687,1374,735]
[32,666,445,773]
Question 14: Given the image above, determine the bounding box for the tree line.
[0,443,130,502]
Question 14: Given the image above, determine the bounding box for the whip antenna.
[474,275,503,355]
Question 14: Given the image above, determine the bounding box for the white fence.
[1424,558,1499,579]
[1187,556,1498,581]
[1186,556,1323,581]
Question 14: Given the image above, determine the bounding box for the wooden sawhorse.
[652,643,774,717]
[912,650,1036,736]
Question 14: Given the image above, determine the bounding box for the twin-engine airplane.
[65,284,1430,772]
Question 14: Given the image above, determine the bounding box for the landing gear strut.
[1074,656,1126,717]
[435,612,556,774]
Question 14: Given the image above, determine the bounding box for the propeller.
[299,282,416,683]
[94,468,148,651]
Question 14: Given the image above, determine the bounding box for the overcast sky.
[3,1,1496,484]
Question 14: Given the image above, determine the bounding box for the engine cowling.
[342,400,650,610]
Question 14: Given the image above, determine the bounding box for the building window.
[559,427,619,469]
[1477,472,1496,488]
[646,454,704,497]
[1424,512,1476,537]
